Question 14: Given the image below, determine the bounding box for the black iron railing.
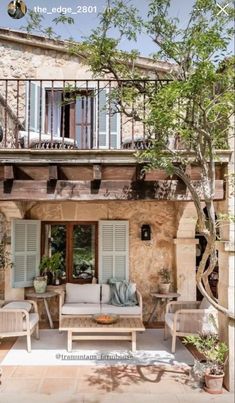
[0,79,175,150]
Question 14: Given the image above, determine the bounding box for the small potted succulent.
[158,268,171,293]
[183,334,228,394]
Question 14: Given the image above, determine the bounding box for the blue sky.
[0,0,233,56]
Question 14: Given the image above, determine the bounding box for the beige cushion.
[61,303,101,315]
[101,284,111,304]
[199,297,212,309]
[22,313,39,330]
[3,301,32,312]
[165,313,180,331]
[101,304,141,316]
[65,283,101,304]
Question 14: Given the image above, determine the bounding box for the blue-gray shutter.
[98,220,129,284]
[11,220,41,288]
[98,89,120,148]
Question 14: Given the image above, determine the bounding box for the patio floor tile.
[0,366,16,378]
[44,366,79,378]
[76,366,112,393]
[0,378,40,393]
[10,365,47,378]
[39,378,77,395]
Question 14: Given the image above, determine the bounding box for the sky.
[0,0,233,57]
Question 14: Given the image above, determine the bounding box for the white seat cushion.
[199,297,212,309]
[101,304,141,316]
[65,283,101,304]
[61,303,101,315]
[101,284,111,304]
[23,313,39,331]
[2,301,32,312]
[165,313,180,331]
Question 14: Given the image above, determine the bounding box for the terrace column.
[217,241,235,392]
[0,201,25,300]
[174,203,198,301]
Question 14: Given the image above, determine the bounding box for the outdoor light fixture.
[141,224,151,241]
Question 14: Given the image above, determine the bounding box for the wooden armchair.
[164,298,218,353]
[0,300,39,352]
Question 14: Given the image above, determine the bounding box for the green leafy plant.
[39,252,64,279]
[183,334,228,375]
[159,268,171,283]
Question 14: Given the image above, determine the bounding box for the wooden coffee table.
[59,317,145,352]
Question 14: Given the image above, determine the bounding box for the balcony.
[0,78,174,151]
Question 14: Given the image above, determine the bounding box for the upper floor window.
[26,82,120,149]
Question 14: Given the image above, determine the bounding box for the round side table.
[26,291,57,328]
[148,292,181,323]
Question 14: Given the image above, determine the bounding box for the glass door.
[70,224,96,282]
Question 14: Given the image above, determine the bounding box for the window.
[42,222,97,283]
[26,82,120,149]
[45,89,95,148]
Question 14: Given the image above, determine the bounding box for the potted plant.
[158,268,171,293]
[39,252,64,286]
[33,275,47,294]
[183,334,228,394]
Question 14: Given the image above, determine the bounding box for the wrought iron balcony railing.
[0,78,175,151]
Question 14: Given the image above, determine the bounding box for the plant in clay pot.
[184,334,228,394]
[158,268,171,293]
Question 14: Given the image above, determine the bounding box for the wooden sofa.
[59,283,143,326]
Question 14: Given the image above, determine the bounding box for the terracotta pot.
[204,372,224,394]
[158,283,171,294]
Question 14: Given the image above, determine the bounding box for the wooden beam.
[4,165,14,181]
[93,164,102,181]
[48,165,58,181]
[0,180,224,201]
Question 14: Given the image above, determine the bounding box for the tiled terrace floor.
[0,323,233,403]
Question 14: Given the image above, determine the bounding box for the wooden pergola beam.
[0,179,224,201]
[93,164,102,181]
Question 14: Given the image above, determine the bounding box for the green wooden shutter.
[11,220,41,288]
[98,89,120,149]
[99,220,129,284]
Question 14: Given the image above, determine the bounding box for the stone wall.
[0,36,164,147]
[25,200,177,321]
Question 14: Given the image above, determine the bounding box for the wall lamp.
[141,224,151,241]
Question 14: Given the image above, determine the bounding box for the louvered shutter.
[25,81,45,132]
[99,221,129,283]
[97,89,120,149]
[12,220,41,288]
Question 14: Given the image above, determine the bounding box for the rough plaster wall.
[27,200,177,321]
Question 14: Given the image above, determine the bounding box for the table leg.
[148,302,158,323]
[43,298,54,329]
[68,331,72,352]
[132,331,136,352]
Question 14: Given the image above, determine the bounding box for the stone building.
[0,28,234,391]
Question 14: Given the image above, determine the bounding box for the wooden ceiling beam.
[93,164,102,181]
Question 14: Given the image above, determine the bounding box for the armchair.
[164,298,218,353]
[0,300,39,352]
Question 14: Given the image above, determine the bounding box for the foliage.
[159,268,171,283]
[183,334,228,375]
[70,0,234,318]
[0,242,12,269]
[39,252,64,278]
[19,1,235,318]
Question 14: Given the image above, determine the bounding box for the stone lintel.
[174,238,199,245]
[216,240,235,253]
